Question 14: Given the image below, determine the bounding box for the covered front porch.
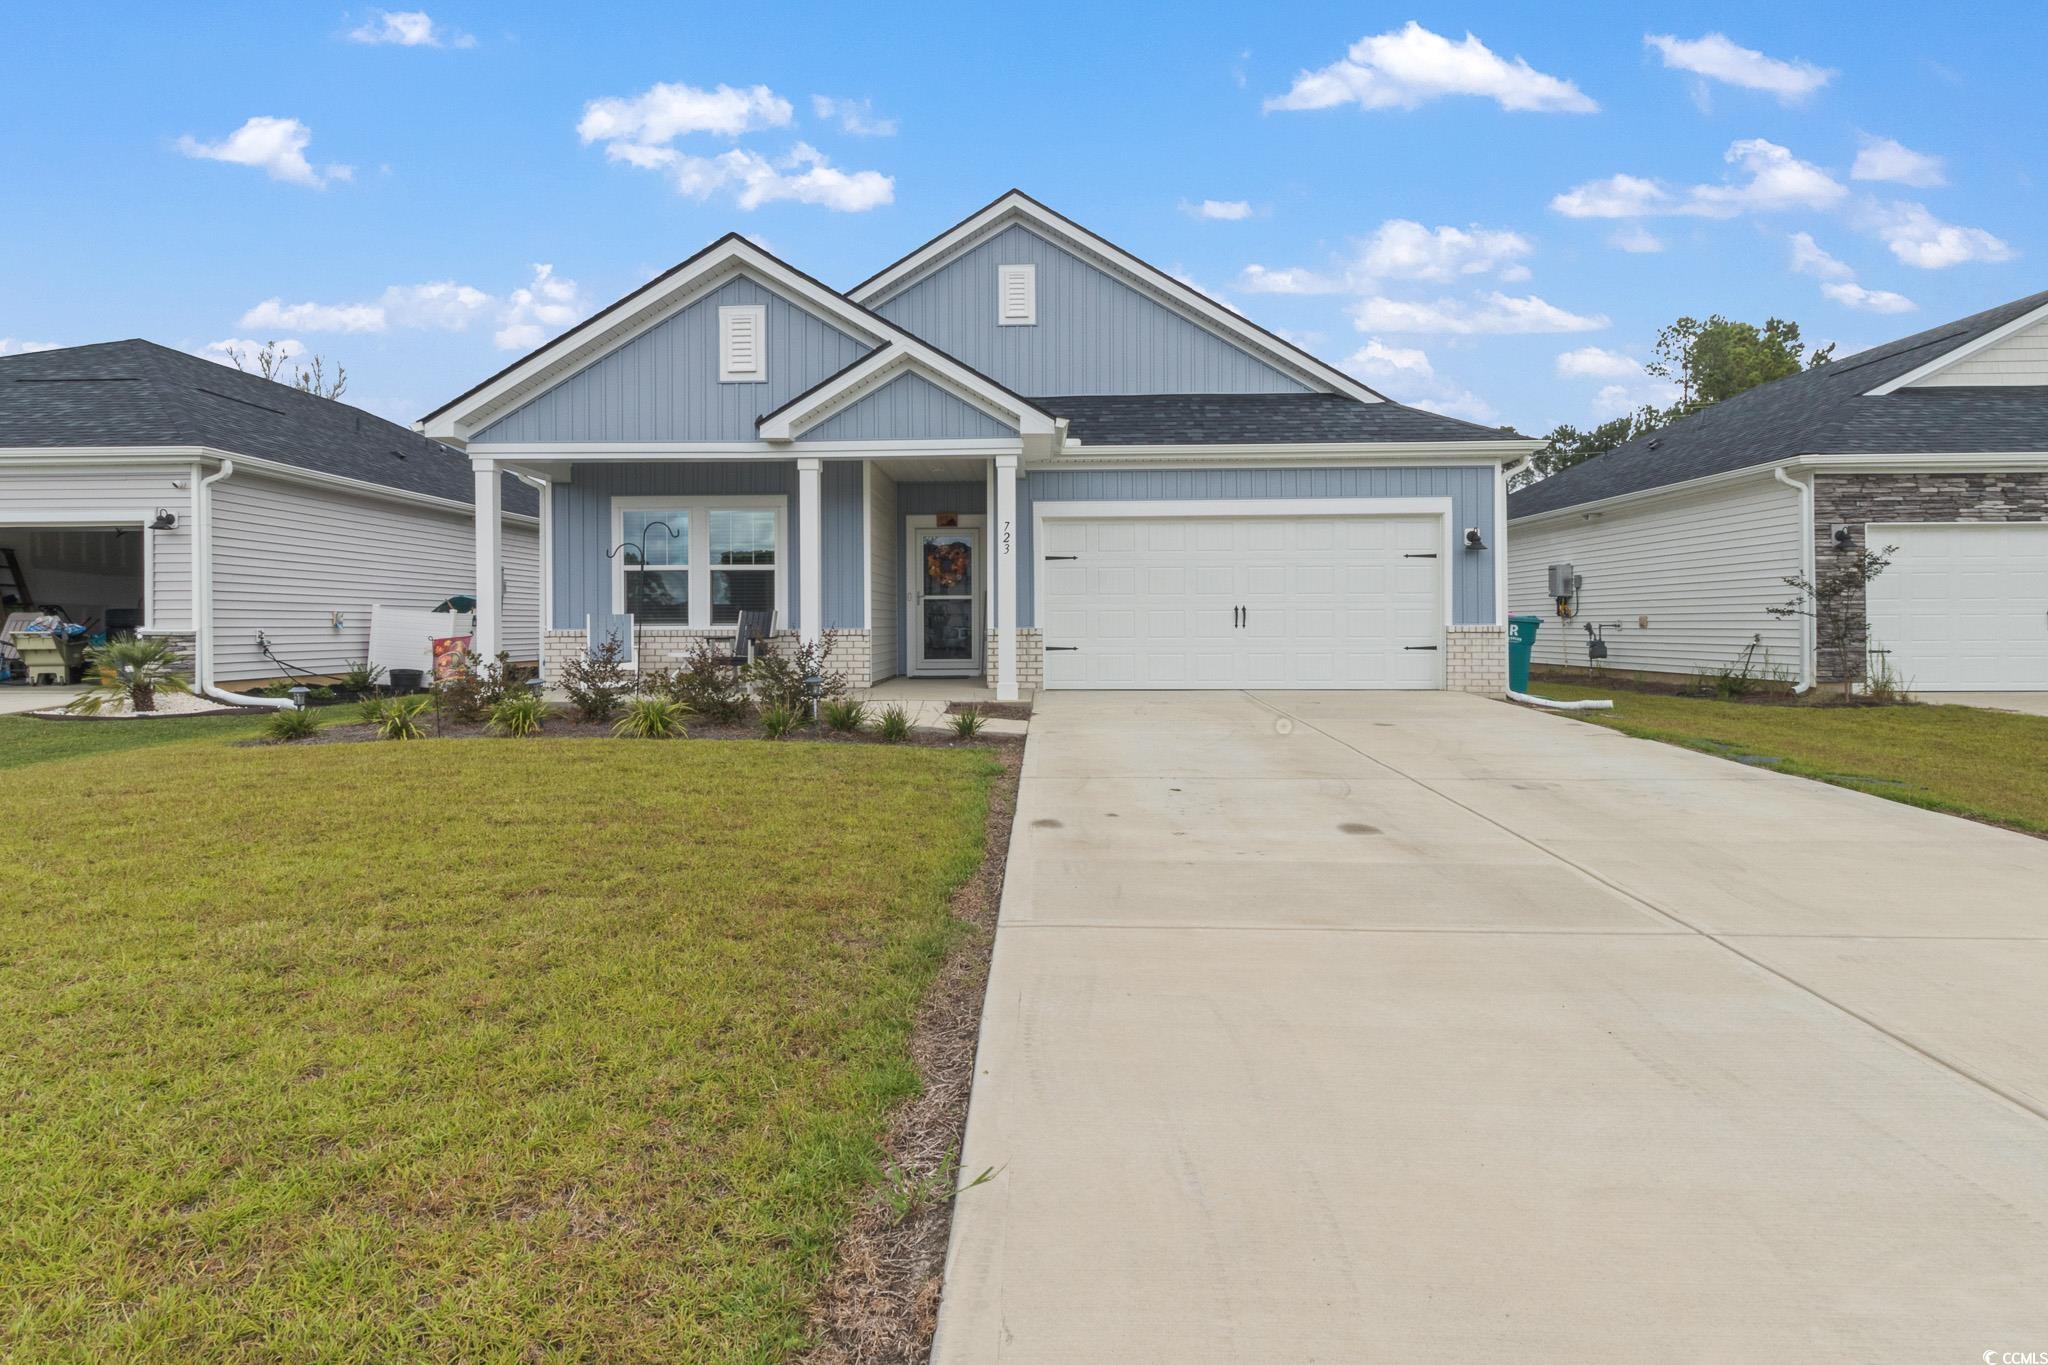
[478,452,1031,701]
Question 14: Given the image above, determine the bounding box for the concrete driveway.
[934,691,2048,1363]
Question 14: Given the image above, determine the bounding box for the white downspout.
[1773,466,1816,693]
[195,459,294,711]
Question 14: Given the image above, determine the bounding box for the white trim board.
[1866,300,2048,395]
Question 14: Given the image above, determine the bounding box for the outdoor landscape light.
[527,675,546,699]
[288,685,310,710]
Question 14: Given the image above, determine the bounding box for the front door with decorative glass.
[907,516,983,676]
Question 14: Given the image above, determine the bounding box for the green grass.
[1535,682,2048,834]
[0,729,997,1360]
[0,709,277,770]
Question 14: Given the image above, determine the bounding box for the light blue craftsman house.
[422,192,1539,700]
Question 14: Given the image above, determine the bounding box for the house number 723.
[1002,519,1011,554]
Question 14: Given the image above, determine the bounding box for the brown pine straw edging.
[801,737,1022,1363]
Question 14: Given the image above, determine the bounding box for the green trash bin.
[1507,615,1542,694]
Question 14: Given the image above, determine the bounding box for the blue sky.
[4,2,2042,435]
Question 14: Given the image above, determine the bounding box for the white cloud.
[234,265,585,348]
[347,9,474,48]
[1851,135,1946,188]
[616,142,894,212]
[1644,33,1832,102]
[201,338,306,366]
[1788,231,1854,281]
[1409,384,1499,425]
[1608,224,1665,253]
[1266,21,1596,115]
[1185,198,1254,221]
[809,95,897,137]
[1860,200,2014,268]
[0,337,62,355]
[1551,139,1843,219]
[1358,219,1533,282]
[1822,281,1917,313]
[1351,291,1607,335]
[494,264,583,351]
[1341,338,1434,381]
[1592,379,1678,420]
[1236,264,1345,295]
[176,116,352,188]
[578,82,794,144]
[1554,346,1641,380]
[240,297,387,333]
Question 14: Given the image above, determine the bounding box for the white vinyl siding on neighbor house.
[209,472,539,683]
[1507,475,1805,677]
[1910,316,2048,388]
[0,463,196,631]
[865,462,899,683]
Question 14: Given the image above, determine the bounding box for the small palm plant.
[66,634,191,715]
[376,695,432,741]
[822,697,870,733]
[758,703,801,739]
[613,695,690,739]
[488,694,548,738]
[264,706,321,742]
[876,704,912,743]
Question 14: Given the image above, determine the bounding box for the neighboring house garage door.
[1036,507,1447,689]
[1867,522,2048,690]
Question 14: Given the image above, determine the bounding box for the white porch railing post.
[995,454,1019,701]
[473,459,501,661]
[798,457,823,645]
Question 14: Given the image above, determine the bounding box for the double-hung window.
[613,497,786,629]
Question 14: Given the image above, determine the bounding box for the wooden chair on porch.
[720,610,775,667]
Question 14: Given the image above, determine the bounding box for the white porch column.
[798,456,823,645]
[995,454,1019,701]
[473,459,502,661]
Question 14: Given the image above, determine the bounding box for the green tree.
[1648,315,1832,413]
[1513,411,1660,490]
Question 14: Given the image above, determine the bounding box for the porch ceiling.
[873,456,990,482]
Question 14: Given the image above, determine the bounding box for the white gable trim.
[848,191,1386,406]
[758,345,1055,442]
[1865,299,2048,396]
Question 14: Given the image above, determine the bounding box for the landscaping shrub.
[876,704,911,743]
[488,694,548,738]
[654,638,754,724]
[355,696,386,725]
[263,706,321,742]
[744,634,849,714]
[560,633,632,723]
[758,703,801,739]
[949,707,987,739]
[66,635,191,715]
[613,695,690,739]
[822,697,869,733]
[337,659,385,695]
[376,695,432,741]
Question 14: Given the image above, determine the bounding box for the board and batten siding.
[209,472,538,682]
[866,463,899,682]
[473,275,873,445]
[1506,474,1804,676]
[548,459,868,634]
[797,372,1012,442]
[1020,465,1498,627]
[1912,315,2048,387]
[872,223,1308,397]
[0,463,196,631]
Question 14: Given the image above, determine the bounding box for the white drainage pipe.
[1509,690,1614,712]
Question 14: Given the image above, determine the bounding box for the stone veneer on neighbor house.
[1811,472,2048,683]
[1447,624,1508,696]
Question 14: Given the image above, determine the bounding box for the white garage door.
[1037,513,1446,689]
[1867,522,2048,690]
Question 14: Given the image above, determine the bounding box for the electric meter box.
[1547,563,1576,598]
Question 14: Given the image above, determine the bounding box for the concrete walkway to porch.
[854,677,1032,736]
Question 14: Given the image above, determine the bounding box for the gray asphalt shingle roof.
[1509,291,2048,519]
[0,339,535,514]
[1043,392,1526,446]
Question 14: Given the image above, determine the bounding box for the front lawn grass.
[0,709,276,769]
[0,734,997,1360]
[1534,682,2048,835]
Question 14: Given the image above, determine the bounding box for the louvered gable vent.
[997,263,1036,326]
[719,304,767,383]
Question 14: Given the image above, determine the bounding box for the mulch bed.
[266,711,1017,750]
[1529,666,1910,709]
[943,701,1032,721]
[801,739,1019,1363]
